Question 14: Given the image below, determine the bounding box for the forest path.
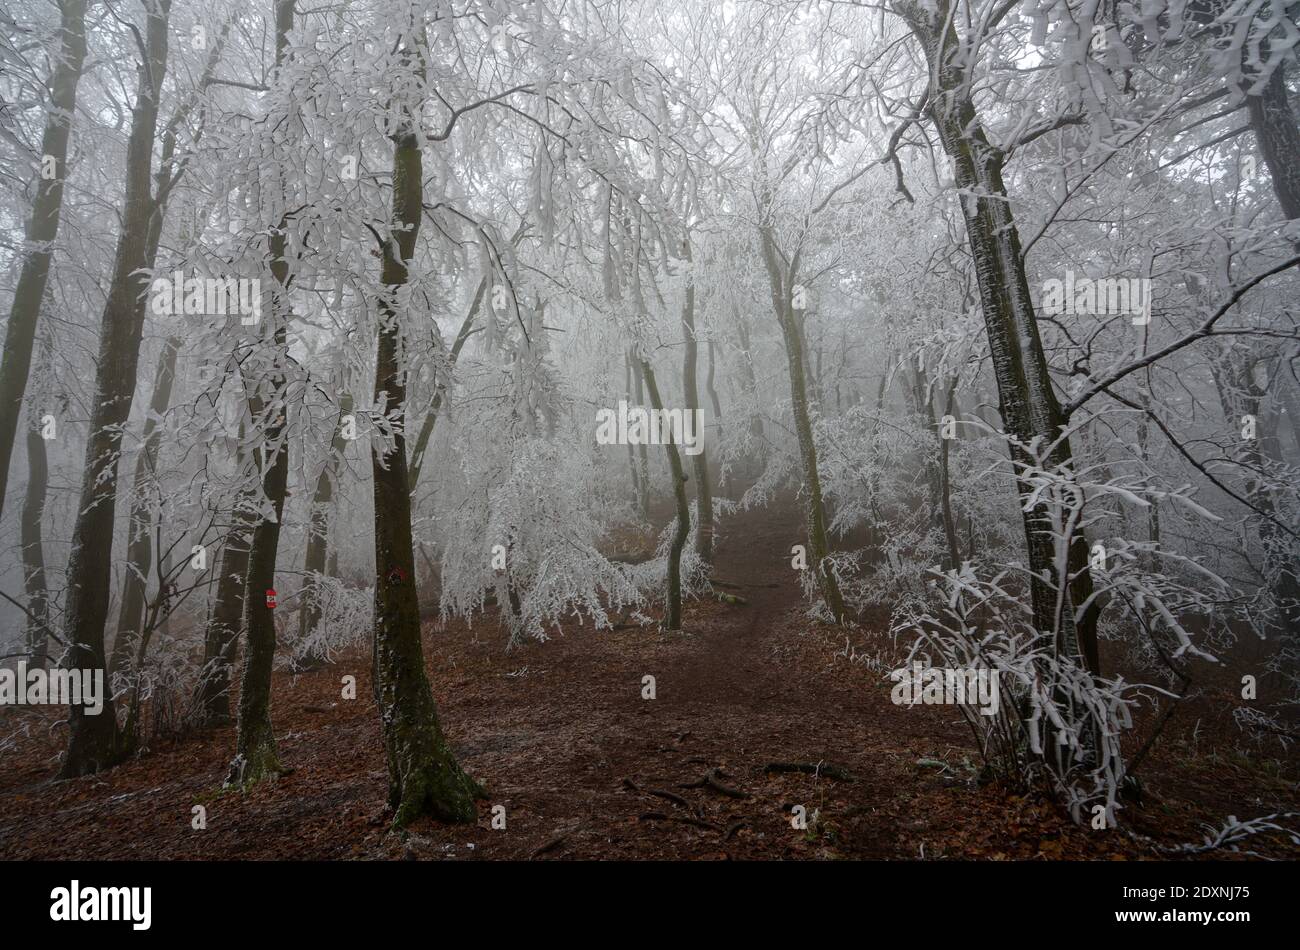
[0,495,1154,860]
[428,492,981,859]
[655,492,805,712]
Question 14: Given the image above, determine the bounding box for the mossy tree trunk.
[369,35,481,826]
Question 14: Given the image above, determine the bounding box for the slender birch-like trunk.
[758,226,847,624]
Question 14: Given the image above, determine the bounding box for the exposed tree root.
[224,747,292,790]
[724,819,748,840]
[390,756,485,828]
[763,761,856,782]
[621,777,693,813]
[680,767,750,799]
[638,811,722,832]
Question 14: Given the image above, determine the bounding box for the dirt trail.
[1,497,1290,860]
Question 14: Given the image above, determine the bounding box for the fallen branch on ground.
[710,588,748,606]
[530,834,568,858]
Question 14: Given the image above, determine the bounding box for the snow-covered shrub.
[817,399,1021,615]
[890,415,1231,823]
[893,565,1165,825]
[286,574,373,667]
[439,434,646,646]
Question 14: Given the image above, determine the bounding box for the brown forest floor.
[1,497,1296,860]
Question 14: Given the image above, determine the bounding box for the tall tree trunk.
[58,0,172,779]
[0,0,90,522]
[1237,58,1299,621]
[679,238,713,562]
[758,229,847,624]
[370,38,481,826]
[896,0,1099,673]
[109,336,181,679]
[1232,358,1300,635]
[640,358,691,630]
[295,391,353,670]
[228,345,291,787]
[227,0,295,786]
[1245,57,1300,221]
[22,421,50,669]
[94,21,229,685]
